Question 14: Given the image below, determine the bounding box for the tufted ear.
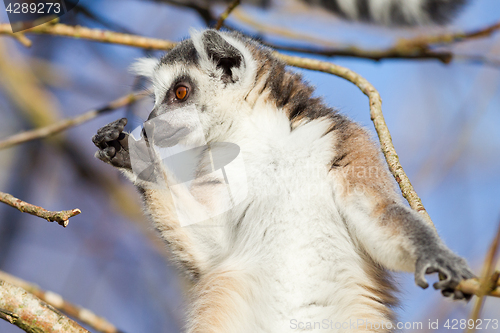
[191,29,249,84]
[129,57,159,79]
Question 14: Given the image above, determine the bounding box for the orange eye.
[175,86,188,100]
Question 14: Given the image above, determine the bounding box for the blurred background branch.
[0,279,90,332]
[0,92,146,150]
[0,191,80,227]
[0,271,122,333]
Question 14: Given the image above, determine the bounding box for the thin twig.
[0,279,90,332]
[0,22,176,50]
[0,92,146,150]
[0,191,80,227]
[465,218,500,332]
[0,271,122,333]
[215,0,240,30]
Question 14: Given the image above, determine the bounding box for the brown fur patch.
[330,121,399,208]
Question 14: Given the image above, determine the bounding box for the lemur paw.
[415,249,475,300]
[92,118,131,169]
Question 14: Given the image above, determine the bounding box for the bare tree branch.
[466,218,500,332]
[0,279,90,332]
[0,271,122,333]
[457,275,500,299]
[0,92,146,150]
[0,191,80,227]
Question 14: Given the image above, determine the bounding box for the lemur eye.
[175,86,188,100]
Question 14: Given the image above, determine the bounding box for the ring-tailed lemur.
[93,29,474,332]
[163,0,467,26]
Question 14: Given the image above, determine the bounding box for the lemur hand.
[92,118,131,169]
[415,248,475,300]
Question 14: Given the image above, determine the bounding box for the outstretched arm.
[329,121,474,299]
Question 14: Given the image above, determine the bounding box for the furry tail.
[305,0,467,25]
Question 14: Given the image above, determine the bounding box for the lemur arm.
[329,122,474,299]
[92,118,211,281]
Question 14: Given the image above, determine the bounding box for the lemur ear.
[191,29,246,84]
[129,57,159,79]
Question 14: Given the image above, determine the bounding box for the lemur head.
[130,30,263,146]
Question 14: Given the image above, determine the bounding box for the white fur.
[129,57,159,78]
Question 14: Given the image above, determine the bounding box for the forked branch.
[0,191,80,227]
[0,279,90,332]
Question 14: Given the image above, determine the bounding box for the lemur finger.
[415,264,430,289]
[104,146,116,158]
[93,118,128,146]
[462,291,473,301]
[452,290,466,300]
[95,149,112,163]
[92,133,107,149]
[425,266,439,274]
[433,270,458,290]
[112,152,131,169]
[93,131,119,149]
[96,118,126,137]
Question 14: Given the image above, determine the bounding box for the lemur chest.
[231,121,350,251]
[231,145,359,310]
[242,119,337,209]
